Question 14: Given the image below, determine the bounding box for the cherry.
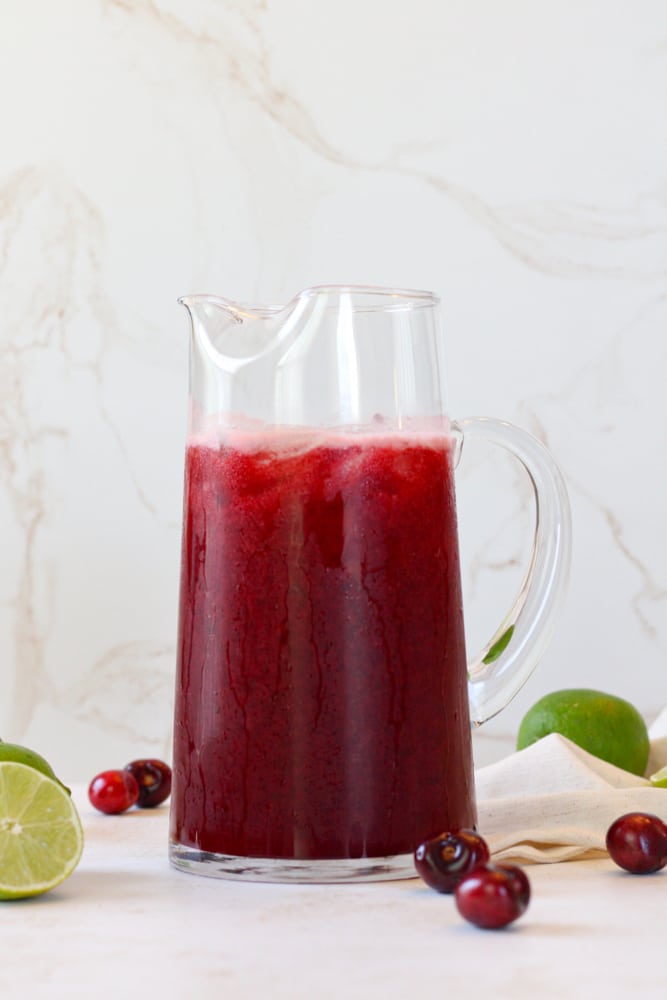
[414,829,490,893]
[455,863,531,929]
[124,759,172,808]
[88,769,140,815]
[606,812,667,874]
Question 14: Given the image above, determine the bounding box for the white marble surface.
[1,1,666,777]
[0,784,665,999]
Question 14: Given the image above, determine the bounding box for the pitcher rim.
[179,284,440,315]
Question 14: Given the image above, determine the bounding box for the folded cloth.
[475,721,667,864]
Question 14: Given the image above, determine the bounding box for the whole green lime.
[0,742,70,793]
[516,688,650,776]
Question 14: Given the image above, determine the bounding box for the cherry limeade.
[171,426,476,861]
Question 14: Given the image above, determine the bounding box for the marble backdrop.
[1,0,665,779]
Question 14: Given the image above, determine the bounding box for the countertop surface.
[2,784,664,999]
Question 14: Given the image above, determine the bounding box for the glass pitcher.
[169,285,571,883]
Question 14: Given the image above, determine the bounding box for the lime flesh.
[0,761,83,899]
[650,765,667,788]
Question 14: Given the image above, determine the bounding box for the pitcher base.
[169,841,417,883]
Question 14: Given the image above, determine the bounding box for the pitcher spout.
[179,291,315,430]
[179,293,288,374]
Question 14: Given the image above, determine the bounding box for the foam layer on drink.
[187,411,457,457]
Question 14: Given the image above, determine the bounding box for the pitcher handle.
[453,417,572,727]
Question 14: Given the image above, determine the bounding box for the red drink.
[170,428,476,861]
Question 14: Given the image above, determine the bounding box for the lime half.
[649,765,667,788]
[0,761,83,900]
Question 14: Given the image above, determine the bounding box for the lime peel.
[0,742,70,794]
[516,688,650,777]
[483,625,515,665]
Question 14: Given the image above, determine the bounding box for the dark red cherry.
[124,759,172,808]
[455,863,531,930]
[606,812,667,874]
[414,829,490,893]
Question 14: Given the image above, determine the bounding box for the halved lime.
[0,761,83,900]
[649,765,667,788]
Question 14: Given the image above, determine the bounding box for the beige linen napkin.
[475,714,667,864]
